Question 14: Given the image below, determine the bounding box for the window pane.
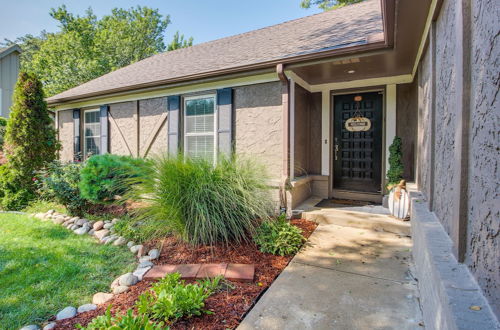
[84,110,101,157]
[185,98,215,134]
[85,137,100,157]
[185,135,214,162]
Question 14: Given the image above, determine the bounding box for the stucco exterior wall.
[57,109,74,162]
[139,97,168,157]
[234,82,282,182]
[416,0,500,317]
[109,101,137,156]
[396,80,417,181]
[466,0,500,316]
[433,0,458,235]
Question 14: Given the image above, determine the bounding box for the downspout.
[277,64,290,214]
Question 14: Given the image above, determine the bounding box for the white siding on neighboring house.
[0,45,21,118]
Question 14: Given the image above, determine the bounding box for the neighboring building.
[47,0,499,328]
[0,44,21,118]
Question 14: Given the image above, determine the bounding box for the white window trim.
[183,94,218,163]
[83,108,100,158]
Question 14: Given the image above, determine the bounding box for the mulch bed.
[53,219,317,329]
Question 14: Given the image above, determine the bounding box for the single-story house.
[48,0,499,327]
[0,44,21,118]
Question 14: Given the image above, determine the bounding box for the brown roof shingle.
[48,0,382,104]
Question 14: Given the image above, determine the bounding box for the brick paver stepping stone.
[143,263,254,282]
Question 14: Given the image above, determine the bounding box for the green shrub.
[387,136,404,187]
[79,154,149,204]
[78,307,165,330]
[127,155,273,246]
[136,272,220,324]
[0,72,59,210]
[36,160,89,216]
[254,215,305,256]
[0,117,7,150]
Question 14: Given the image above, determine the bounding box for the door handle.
[335,144,339,161]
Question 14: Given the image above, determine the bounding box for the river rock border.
[24,210,159,330]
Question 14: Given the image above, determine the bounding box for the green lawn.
[0,213,136,328]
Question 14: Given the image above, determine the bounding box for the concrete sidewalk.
[239,223,423,330]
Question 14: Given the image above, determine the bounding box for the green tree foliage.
[3,6,193,97]
[0,72,59,209]
[300,0,364,10]
[0,117,7,150]
[387,136,404,186]
[167,31,194,51]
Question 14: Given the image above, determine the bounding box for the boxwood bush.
[254,214,305,256]
[36,160,89,216]
[79,154,149,204]
[127,155,274,246]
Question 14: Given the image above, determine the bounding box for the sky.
[0,0,322,45]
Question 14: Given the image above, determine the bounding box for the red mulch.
[53,219,317,329]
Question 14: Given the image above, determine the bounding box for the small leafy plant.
[78,306,165,330]
[254,215,305,256]
[387,136,404,187]
[136,272,221,324]
[79,154,149,204]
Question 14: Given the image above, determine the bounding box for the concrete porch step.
[302,208,410,236]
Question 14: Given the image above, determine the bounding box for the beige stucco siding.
[234,82,282,182]
[57,109,74,162]
[139,97,168,157]
[109,101,137,156]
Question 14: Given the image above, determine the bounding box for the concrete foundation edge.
[409,192,499,330]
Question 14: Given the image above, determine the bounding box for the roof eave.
[47,40,388,106]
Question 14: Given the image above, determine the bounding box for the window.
[83,109,101,158]
[183,95,216,163]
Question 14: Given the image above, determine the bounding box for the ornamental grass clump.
[127,155,273,246]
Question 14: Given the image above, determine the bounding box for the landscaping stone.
[93,221,104,231]
[88,229,95,236]
[77,303,97,313]
[225,264,255,282]
[66,223,73,229]
[139,256,154,263]
[94,229,110,240]
[130,245,142,254]
[113,285,129,294]
[148,249,160,259]
[138,260,154,268]
[34,213,45,219]
[196,263,227,279]
[69,217,79,223]
[127,241,135,248]
[133,266,152,281]
[105,236,118,244]
[93,292,114,305]
[112,218,119,224]
[74,225,90,235]
[52,217,65,225]
[110,277,121,289]
[113,237,127,246]
[75,218,88,226]
[69,224,79,230]
[56,306,77,320]
[103,223,113,229]
[20,325,39,330]
[119,273,138,286]
[43,323,56,330]
[48,209,55,214]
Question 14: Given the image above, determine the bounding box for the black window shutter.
[73,109,81,161]
[217,88,233,156]
[100,105,109,154]
[167,95,180,155]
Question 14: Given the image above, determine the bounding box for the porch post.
[385,84,397,183]
[321,90,330,176]
[289,78,295,180]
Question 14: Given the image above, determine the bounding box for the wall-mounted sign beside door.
[345,95,371,132]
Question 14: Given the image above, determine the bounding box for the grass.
[0,213,136,328]
[22,199,67,214]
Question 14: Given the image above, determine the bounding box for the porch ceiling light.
[348,70,355,74]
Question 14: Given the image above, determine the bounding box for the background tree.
[2,6,193,97]
[0,72,59,210]
[301,0,364,10]
[167,31,194,51]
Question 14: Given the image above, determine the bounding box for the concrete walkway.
[239,219,423,329]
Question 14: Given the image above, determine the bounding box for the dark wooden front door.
[333,92,383,193]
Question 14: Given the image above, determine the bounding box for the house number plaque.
[345,95,371,132]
